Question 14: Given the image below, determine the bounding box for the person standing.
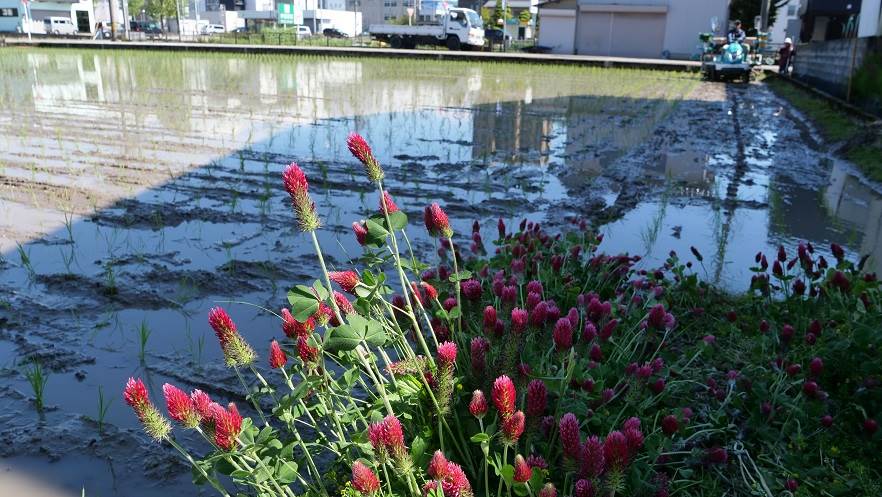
[778,37,795,74]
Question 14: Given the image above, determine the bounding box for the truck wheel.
[390,35,403,49]
[446,35,460,51]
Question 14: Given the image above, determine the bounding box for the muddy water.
[0,48,880,496]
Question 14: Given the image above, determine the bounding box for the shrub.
[124,134,882,497]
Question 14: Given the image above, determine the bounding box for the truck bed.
[368,24,443,37]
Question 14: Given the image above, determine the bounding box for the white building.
[537,0,728,58]
[483,0,539,40]
[237,0,361,35]
[768,0,802,43]
[0,0,94,33]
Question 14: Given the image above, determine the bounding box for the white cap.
[784,37,793,44]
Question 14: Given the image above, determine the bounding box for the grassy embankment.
[765,76,882,182]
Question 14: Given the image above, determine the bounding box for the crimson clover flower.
[124,377,171,442]
[282,163,320,232]
[208,306,256,367]
[347,132,384,183]
[162,383,200,429]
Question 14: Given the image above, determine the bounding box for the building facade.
[769,0,802,43]
[1,0,94,33]
[537,0,728,58]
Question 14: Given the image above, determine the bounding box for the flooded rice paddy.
[0,48,880,496]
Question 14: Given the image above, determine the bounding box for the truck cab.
[368,7,484,50]
[444,9,484,49]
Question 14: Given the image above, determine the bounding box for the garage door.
[577,10,666,58]
[538,10,576,54]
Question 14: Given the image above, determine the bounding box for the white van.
[295,25,311,37]
[44,17,78,35]
[202,24,225,34]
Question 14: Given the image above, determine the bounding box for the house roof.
[484,0,535,8]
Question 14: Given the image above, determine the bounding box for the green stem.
[309,230,395,417]
[166,437,231,497]
[496,445,509,497]
[447,235,463,338]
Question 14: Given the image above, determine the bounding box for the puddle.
[0,48,880,496]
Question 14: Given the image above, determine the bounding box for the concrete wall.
[537,8,574,52]
[793,35,882,110]
[538,0,727,58]
[660,0,727,58]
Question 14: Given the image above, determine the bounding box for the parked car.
[44,17,78,35]
[484,28,509,44]
[201,24,225,34]
[322,28,347,38]
[132,20,162,34]
[230,27,248,33]
[295,25,311,37]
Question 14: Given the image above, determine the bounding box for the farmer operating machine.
[699,19,763,83]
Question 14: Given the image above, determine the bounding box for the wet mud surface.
[1,48,881,496]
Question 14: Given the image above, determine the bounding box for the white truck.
[368,8,484,51]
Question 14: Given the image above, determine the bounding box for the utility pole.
[108,0,117,39]
[759,0,771,32]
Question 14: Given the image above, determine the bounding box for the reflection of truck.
[368,8,484,50]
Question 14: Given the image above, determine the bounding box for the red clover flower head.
[379,190,399,214]
[526,379,548,417]
[437,341,457,370]
[492,375,516,419]
[269,340,287,369]
[559,413,581,459]
[538,484,557,497]
[190,389,213,422]
[553,317,574,352]
[469,390,488,419]
[352,221,368,245]
[162,383,200,429]
[347,132,384,183]
[603,431,630,470]
[351,461,381,495]
[574,479,595,497]
[329,270,360,294]
[282,163,320,232]
[511,307,528,334]
[661,415,679,436]
[470,337,489,375]
[282,308,315,339]
[513,455,532,483]
[124,377,171,442]
[424,203,454,238]
[580,435,605,478]
[208,307,256,367]
[213,402,243,451]
[501,410,525,446]
[461,279,482,300]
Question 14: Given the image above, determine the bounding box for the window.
[787,5,796,16]
[0,7,18,16]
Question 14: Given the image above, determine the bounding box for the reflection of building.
[823,161,882,276]
[537,0,728,58]
[662,152,714,194]
[471,100,551,165]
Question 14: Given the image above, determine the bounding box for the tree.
[129,0,144,18]
[518,9,531,25]
[490,1,511,27]
[729,0,791,34]
[146,0,176,25]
